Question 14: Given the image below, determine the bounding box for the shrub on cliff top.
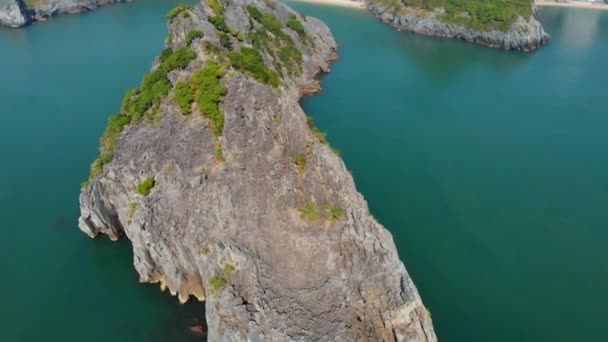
[287,17,306,36]
[167,4,192,21]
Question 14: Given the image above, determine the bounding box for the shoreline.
[289,0,364,9]
[536,1,608,10]
[290,0,608,11]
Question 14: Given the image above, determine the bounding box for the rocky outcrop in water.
[0,0,129,27]
[78,0,436,340]
[0,0,29,27]
[366,1,550,51]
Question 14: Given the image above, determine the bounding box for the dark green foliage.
[209,15,229,33]
[218,32,232,49]
[88,47,197,182]
[88,113,131,180]
[167,4,192,20]
[245,6,303,77]
[191,62,227,136]
[159,47,173,63]
[246,6,263,23]
[400,0,533,32]
[287,17,306,36]
[174,81,194,115]
[228,47,280,87]
[161,47,197,71]
[136,177,155,196]
[122,47,196,121]
[185,30,204,46]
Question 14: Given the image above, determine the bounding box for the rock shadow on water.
[87,238,207,341]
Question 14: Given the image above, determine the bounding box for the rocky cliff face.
[366,1,550,51]
[78,0,436,340]
[0,0,29,27]
[0,0,129,27]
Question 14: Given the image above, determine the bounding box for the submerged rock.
[79,0,436,340]
[366,0,550,51]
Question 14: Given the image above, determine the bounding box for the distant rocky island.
[78,0,436,340]
[0,0,129,27]
[365,0,551,51]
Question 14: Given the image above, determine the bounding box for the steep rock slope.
[79,0,436,340]
[366,0,550,51]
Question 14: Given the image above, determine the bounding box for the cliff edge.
[0,0,130,27]
[78,0,436,340]
[366,0,550,51]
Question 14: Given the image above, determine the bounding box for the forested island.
[365,0,550,50]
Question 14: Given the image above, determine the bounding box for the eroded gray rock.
[0,0,130,27]
[366,1,551,51]
[79,0,436,340]
[0,0,29,27]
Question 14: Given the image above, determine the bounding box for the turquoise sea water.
[0,1,202,341]
[288,3,608,341]
[1,1,607,341]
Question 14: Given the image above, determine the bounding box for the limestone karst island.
[2,0,607,341]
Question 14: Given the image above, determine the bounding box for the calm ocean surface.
[1,1,607,341]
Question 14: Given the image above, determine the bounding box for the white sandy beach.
[291,0,608,11]
[537,0,608,10]
[290,0,365,9]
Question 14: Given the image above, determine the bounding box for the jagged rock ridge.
[78,0,436,340]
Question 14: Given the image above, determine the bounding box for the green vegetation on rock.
[186,30,204,46]
[300,202,344,222]
[229,47,280,87]
[136,177,155,196]
[167,4,192,21]
[86,46,197,184]
[294,154,307,173]
[399,0,534,32]
[324,206,344,221]
[209,277,227,293]
[300,202,322,221]
[246,6,303,77]
[208,263,236,293]
[306,116,327,145]
[174,81,195,115]
[287,15,306,37]
[192,62,227,136]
